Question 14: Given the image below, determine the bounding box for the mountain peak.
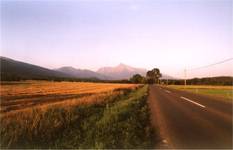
[118,63,128,67]
[116,63,131,69]
[97,63,147,80]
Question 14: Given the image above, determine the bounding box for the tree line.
[129,69,233,85]
[161,76,233,86]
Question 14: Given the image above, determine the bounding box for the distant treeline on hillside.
[0,73,131,83]
[0,72,132,83]
[161,76,233,86]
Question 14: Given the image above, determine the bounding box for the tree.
[146,68,162,84]
[146,71,154,84]
[130,74,145,83]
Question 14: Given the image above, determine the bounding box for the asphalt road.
[148,85,232,149]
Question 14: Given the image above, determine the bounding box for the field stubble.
[0,81,155,148]
[0,81,139,113]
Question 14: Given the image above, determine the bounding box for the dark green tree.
[146,68,162,84]
[130,74,145,83]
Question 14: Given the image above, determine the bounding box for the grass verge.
[167,85,232,101]
[0,85,155,148]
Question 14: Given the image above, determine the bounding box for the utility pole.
[184,68,187,87]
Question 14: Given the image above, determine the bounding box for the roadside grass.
[0,85,155,149]
[167,85,233,101]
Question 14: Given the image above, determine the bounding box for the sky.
[1,0,232,78]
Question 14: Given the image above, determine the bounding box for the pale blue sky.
[1,0,232,78]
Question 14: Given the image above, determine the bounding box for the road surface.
[148,85,232,149]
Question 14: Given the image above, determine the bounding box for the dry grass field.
[0,81,154,149]
[0,81,139,113]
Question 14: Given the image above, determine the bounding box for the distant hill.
[55,66,111,80]
[97,63,147,80]
[0,57,73,81]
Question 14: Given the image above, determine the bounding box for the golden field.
[0,81,140,113]
[0,81,154,149]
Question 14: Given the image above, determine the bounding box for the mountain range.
[0,57,72,80]
[55,66,111,80]
[0,56,175,81]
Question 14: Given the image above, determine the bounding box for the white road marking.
[165,90,171,93]
[180,96,206,108]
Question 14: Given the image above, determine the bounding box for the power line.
[187,57,233,71]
